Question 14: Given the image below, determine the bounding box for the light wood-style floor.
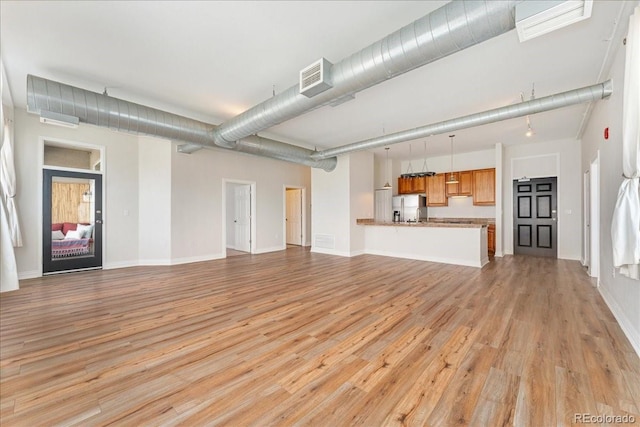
[1,248,639,426]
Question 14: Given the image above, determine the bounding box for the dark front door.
[43,169,103,274]
[513,177,557,258]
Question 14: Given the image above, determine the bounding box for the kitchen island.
[356,218,490,267]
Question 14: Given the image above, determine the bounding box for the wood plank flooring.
[1,248,639,426]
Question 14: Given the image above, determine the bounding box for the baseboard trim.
[253,246,284,255]
[138,259,172,266]
[18,270,41,280]
[103,261,139,270]
[170,253,226,265]
[310,247,352,257]
[598,283,640,358]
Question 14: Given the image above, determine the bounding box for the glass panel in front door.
[50,176,96,263]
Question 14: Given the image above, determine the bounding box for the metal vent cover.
[300,58,333,98]
[314,234,335,249]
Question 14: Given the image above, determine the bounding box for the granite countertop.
[356,218,490,228]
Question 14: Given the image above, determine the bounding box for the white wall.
[502,138,582,260]
[11,108,311,276]
[581,33,640,355]
[311,155,351,256]
[13,108,140,277]
[350,151,374,255]
[400,148,495,174]
[170,146,311,261]
[312,152,374,257]
[138,136,171,264]
[225,183,238,249]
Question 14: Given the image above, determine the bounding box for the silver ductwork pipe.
[210,0,519,147]
[26,74,337,171]
[312,80,614,159]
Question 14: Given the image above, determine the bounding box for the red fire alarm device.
[604,127,609,139]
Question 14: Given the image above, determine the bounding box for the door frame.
[589,152,600,284]
[283,185,306,248]
[222,179,256,255]
[583,169,590,267]
[43,169,103,274]
[512,176,558,258]
[38,137,106,277]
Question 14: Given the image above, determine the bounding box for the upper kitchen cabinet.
[398,176,411,194]
[426,173,448,206]
[398,176,426,194]
[446,170,472,197]
[472,168,496,206]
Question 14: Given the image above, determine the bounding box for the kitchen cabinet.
[412,176,426,193]
[488,224,495,255]
[398,176,426,194]
[398,177,411,194]
[472,168,496,206]
[445,170,473,197]
[426,173,448,206]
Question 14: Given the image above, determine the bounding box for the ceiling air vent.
[516,0,593,42]
[299,58,333,98]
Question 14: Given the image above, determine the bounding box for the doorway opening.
[285,187,305,247]
[513,176,558,258]
[224,180,255,257]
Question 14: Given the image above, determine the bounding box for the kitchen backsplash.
[428,195,496,218]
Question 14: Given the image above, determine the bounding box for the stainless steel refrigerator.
[392,194,428,222]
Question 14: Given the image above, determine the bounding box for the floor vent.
[300,58,333,98]
[314,234,335,249]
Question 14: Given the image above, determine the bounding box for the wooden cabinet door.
[458,171,473,196]
[427,174,448,206]
[473,168,495,206]
[445,172,459,197]
[413,176,426,194]
[398,177,409,194]
[445,171,472,197]
[487,224,495,254]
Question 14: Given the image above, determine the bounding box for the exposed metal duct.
[210,0,519,147]
[26,74,337,171]
[312,80,613,159]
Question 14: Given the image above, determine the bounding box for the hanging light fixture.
[446,135,458,184]
[522,85,535,137]
[525,116,534,137]
[418,140,435,177]
[383,147,392,188]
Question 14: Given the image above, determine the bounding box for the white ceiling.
[0,1,635,161]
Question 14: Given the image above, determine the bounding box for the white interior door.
[235,185,251,252]
[286,189,302,245]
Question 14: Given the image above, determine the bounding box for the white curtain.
[0,102,21,292]
[612,6,640,280]
[1,120,23,247]
[1,189,19,292]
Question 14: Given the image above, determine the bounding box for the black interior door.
[43,169,103,274]
[513,177,557,258]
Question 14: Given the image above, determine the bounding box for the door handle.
[96,220,103,224]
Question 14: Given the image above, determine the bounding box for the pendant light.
[521,86,535,137]
[445,135,458,184]
[383,147,392,188]
[419,140,435,177]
